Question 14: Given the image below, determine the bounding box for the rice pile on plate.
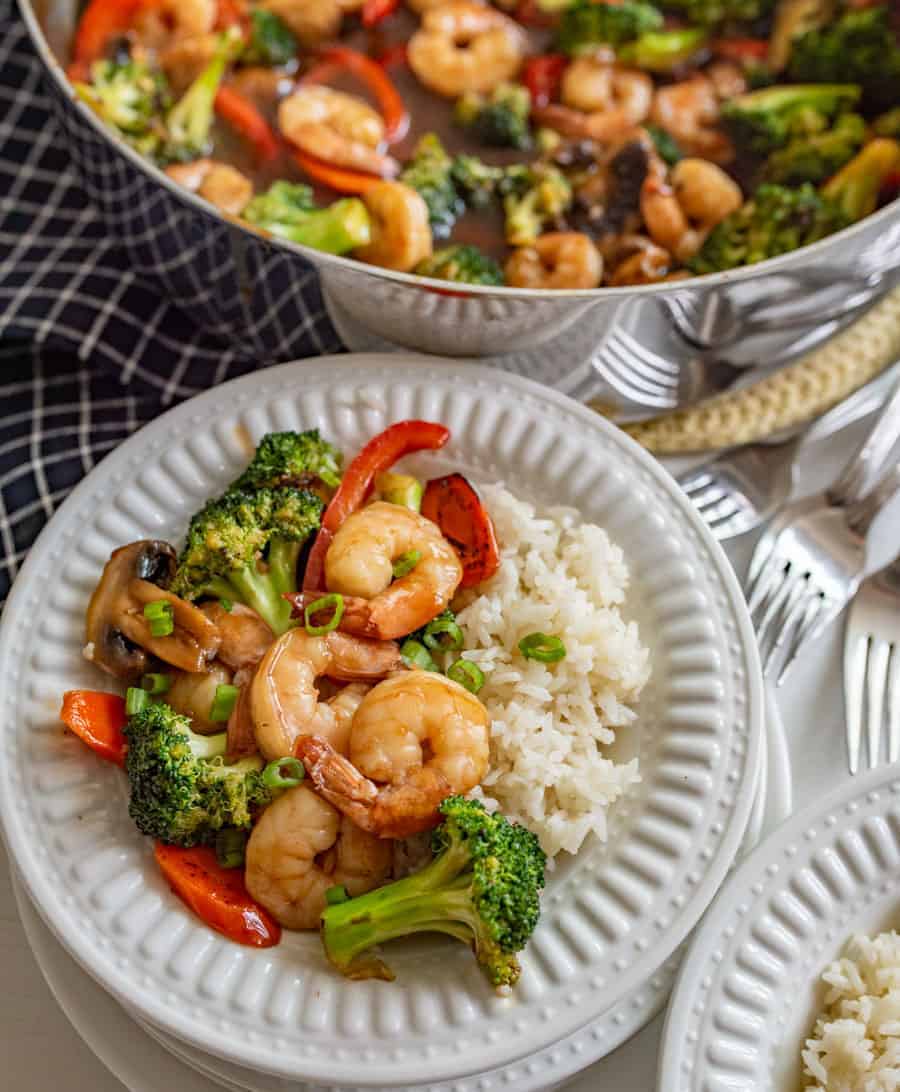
[802,931,900,1090]
[450,483,650,858]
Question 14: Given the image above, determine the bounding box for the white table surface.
[3,414,899,1092]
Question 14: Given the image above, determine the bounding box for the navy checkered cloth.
[0,0,343,605]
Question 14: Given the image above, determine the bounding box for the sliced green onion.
[125,686,148,716]
[447,658,485,694]
[141,673,171,696]
[262,757,305,789]
[209,683,240,723]
[400,638,438,672]
[423,615,464,652]
[518,632,566,663]
[219,598,233,612]
[143,599,174,637]
[304,593,345,636]
[392,549,422,580]
[215,829,247,870]
[325,884,349,906]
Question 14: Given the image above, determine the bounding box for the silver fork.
[746,459,900,686]
[844,552,900,773]
[677,363,900,540]
[566,325,744,410]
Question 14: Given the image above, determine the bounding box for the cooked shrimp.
[251,628,401,760]
[323,501,462,639]
[296,671,490,838]
[540,58,653,142]
[132,0,216,47]
[408,2,525,98]
[159,33,220,93]
[353,181,434,272]
[505,232,603,289]
[706,60,747,101]
[607,239,673,285]
[200,602,274,671]
[260,0,343,47]
[278,86,398,177]
[167,663,234,734]
[649,75,733,164]
[641,158,742,262]
[165,160,254,216]
[245,785,391,929]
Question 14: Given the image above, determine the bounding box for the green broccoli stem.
[322,840,479,976]
[258,199,372,254]
[166,30,237,154]
[619,28,709,73]
[205,558,296,635]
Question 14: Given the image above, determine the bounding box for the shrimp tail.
[287,590,381,640]
[295,735,452,839]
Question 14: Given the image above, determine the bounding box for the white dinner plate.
[0,356,763,1086]
[659,764,900,1091]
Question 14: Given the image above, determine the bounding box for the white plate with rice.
[659,764,900,1092]
[0,355,763,1087]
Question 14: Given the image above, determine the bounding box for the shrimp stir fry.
[297,671,490,838]
[279,87,399,177]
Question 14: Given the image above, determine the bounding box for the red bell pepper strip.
[376,43,408,70]
[303,45,409,144]
[60,690,128,767]
[215,0,248,31]
[362,0,400,27]
[214,86,280,163]
[522,54,567,109]
[421,473,500,589]
[154,844,281,948]
[293,149,381,194]
[712,37,769,61]
[303,420,451,589]
[71,0,145,67]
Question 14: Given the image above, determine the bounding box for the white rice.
[802,931,900,1090]
[451,483,650,858]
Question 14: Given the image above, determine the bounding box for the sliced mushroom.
[84,541,221,681]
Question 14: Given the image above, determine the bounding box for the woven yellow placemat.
[619,287,900,455]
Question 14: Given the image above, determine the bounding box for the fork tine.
[845,633,869,775]
[748,554,791,624]
[777,596,841,686]
[746,528,779,592]
[676,468,715,495]
[866,639,890,769]
[613,331,682,378]
[761,575,810,676]
[606,337,681,392]
[755,569,802,666]
[594,352,678,409]
[888,647,900,764]
[688,482,732,514]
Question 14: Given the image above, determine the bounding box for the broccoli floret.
[320,797,546,987]
[646,124,683,166]
[241,9,297,67]
[243,180,371,254]
[171,485,324,634]
[763,111,865,184]
[416,245,504,286]
[450,155,505,208]
[618,28,709,72]
[164,29,240,162]
[400,133,466,240]
[124,702,271,846]
[821,138,900,222]
[500,163,573,246]
[232,429,342,492]
[454,83,532,150]
[557,0,663,53]
[662,0,775,27]
[721,83,861,157]
[789,6,900,113]
[689,182,847,273]
[73,58,171,158]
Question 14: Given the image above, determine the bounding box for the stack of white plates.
[0,358,770,1090]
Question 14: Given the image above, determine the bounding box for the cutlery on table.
[844,551,900,774]
[744,378,900,684]
[677,363,900,540]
